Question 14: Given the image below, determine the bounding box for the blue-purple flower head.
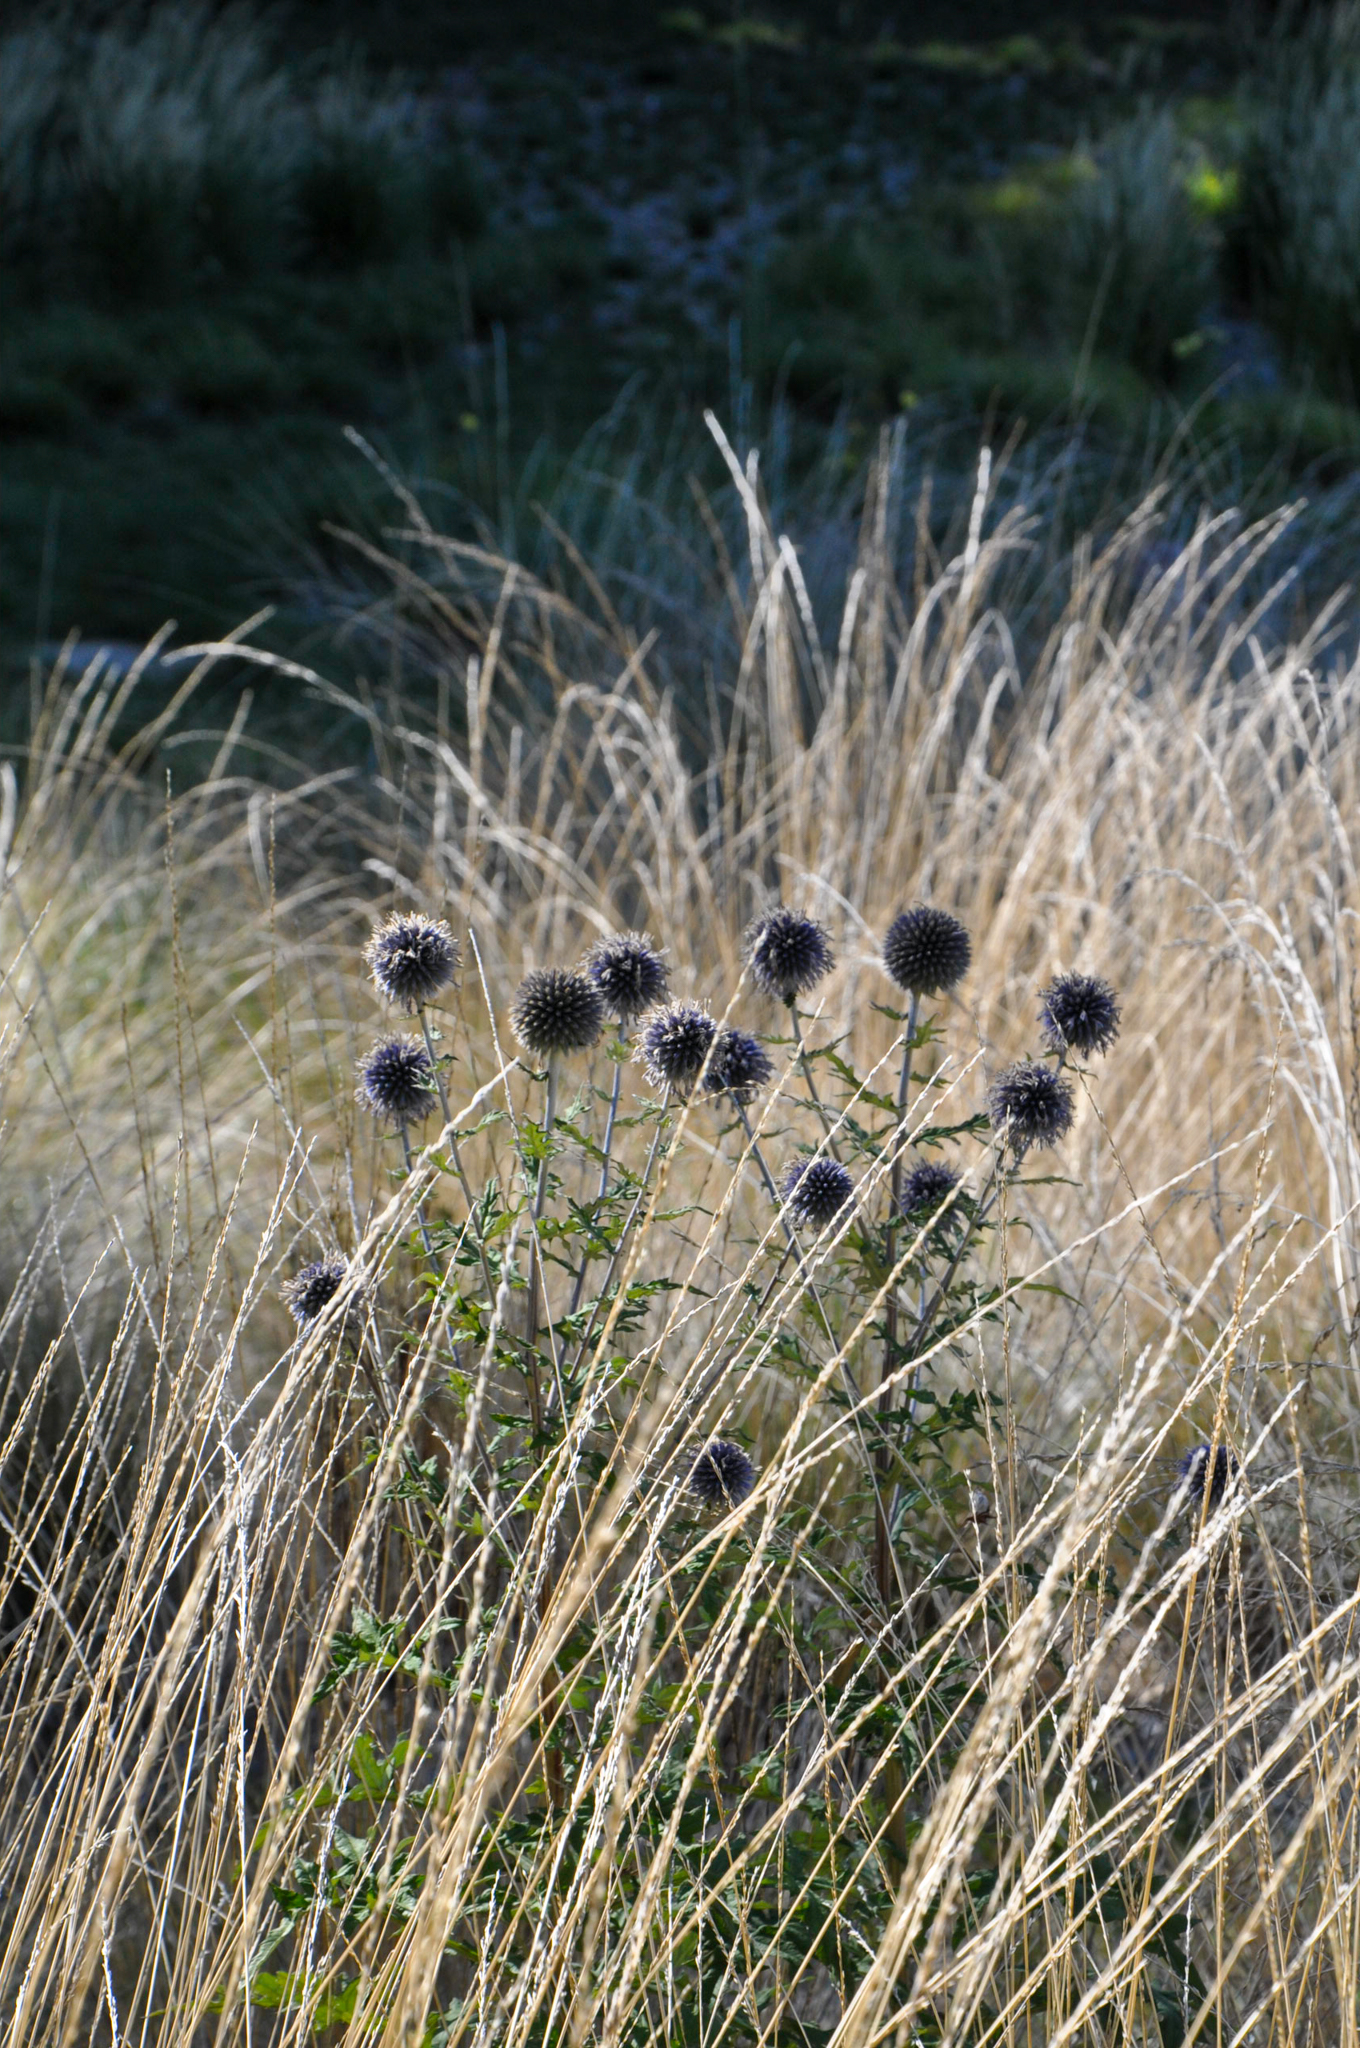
[704,1028,774,1102]
[583,930,669,1024]
[1039,972,1121,1060]
[900,1158,963,1222]
[510,968,604,1060]
[690,1439,756,1508]
[358,1034,436,1126]
[636,1001,717,1092]
[283,1256,348,1326]
[744,906,834,1004]
[782,1156,854,1228]
[883,905,971,998]
[1178,1443,1237,1511]
[987,1060,1075,1153]
[363,912,459,1013]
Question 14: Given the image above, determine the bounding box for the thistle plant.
[243,892,1131,2043]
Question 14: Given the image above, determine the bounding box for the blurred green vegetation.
[7,0,1360,710]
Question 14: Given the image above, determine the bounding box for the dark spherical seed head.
[882,904,972,997]
[1039,972,1121,1059]
[781,1156,854,1228]
[636,1001,718,1092]
[510,968,605,1059]
[283,1257,348,1326]
[987,1060,1075,1152]
[583,930,669,1024]
[743,906,835,1003]
[357,1034,436,1126]
[900,1158,963,1219]
[1178,1443,1238,1510]
[690,1439,756,1508]
[363,912,459,1012]
[705,1028,774,1101]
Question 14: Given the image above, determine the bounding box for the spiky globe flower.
[744,906,835,1003]
[690,1439,756,1508]
[583,930,669,1024]
[704,1028,775,1102]
[882,905,971,997]
[781,1156,854,1228]
[636,1001,718,1092]
[357,1034,436,1126]
[1039,972,1121,1059]
[283,1257,348,1326]
[987,1060,1075,1152]
[900,1158,963,1220]
[363,912,459,1012]
[510,968,604,1060]
[1178,1443,1237,1510]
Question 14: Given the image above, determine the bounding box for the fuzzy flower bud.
[357,1034,436,1126]
[987,1060,1075,1152]
[744,906,834,1003]
[283,1257,348,1326]
[363,912,459,1012]
[510,968,604,1059]
[636,1001,718,1092]
[882,905,972,997]
[1178,1443,1237,1510]
[1039,972,1121,1059]
[781,1156,854,1228]
[583,930,669,1024]
[690,1439,756,1508]
[704,1028,774,1102]
[900,1158,963,1220]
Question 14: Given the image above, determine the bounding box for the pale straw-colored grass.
[2,423,1360,2043]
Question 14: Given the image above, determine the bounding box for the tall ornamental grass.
[2,425,1360,2042]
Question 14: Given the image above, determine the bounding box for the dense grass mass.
[5,430,1360,2041]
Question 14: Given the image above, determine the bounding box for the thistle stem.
[789,1002,839,1155]
[417,1005,498,1311]
[568,1028,625,1316]
[876,990,919,1602]
[398,1126,434,1257]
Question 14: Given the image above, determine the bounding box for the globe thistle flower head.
[704,1028,774,1102]
[363,912,458,1013]
[900,1158,963,1221]
[1039,972,1121,1059]
[1178,1443,1237,1510]
[510,968,605,1060]
[690,1439,756,1508]
[358,1034,435,1126]
[743,906,835,1003]
[583,930,669,1024]
[883,905,972,997]
[636,1001,717,1092]
[283,1257,348,1327]
[987,1060,1075,1152]
[781,1156,854,1228]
